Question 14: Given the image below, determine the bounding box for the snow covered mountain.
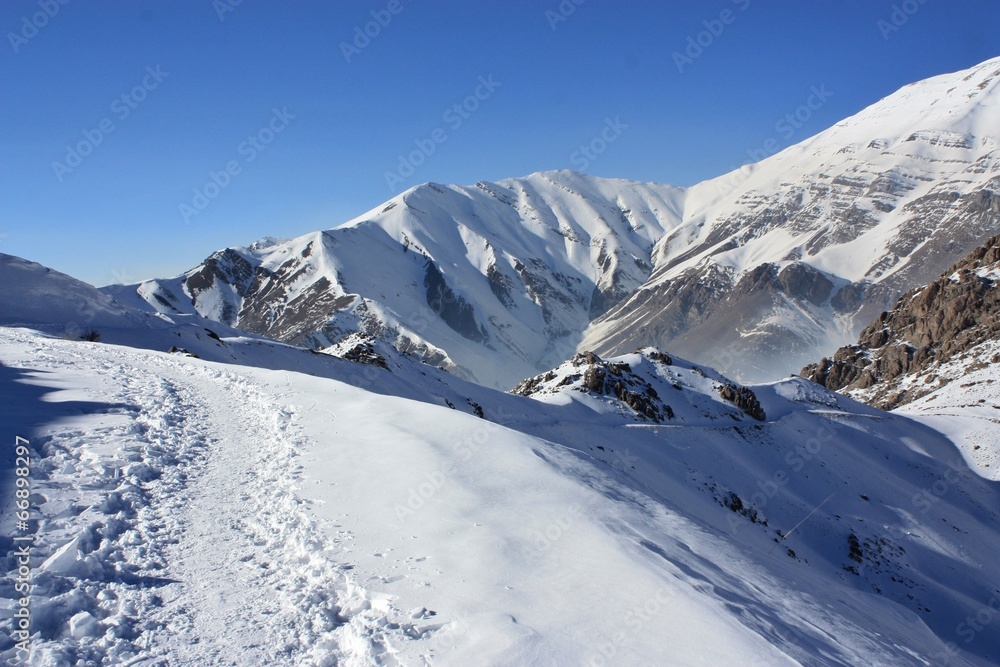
[110,57,1000,388]
[582,56,1000,381]
[105,173,685,389]
[4,254,1000,665]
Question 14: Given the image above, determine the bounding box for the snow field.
[0,329,426,666]
[4,326,1000,665]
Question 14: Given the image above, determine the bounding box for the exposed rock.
[719,490,766,526]
[424,261,488,344]
[717,383,766,421]
[831,282,867,313]
[516,350,675,423]
[572,351,602,367]
[644,350,673,365]
[339,341,390,370]
[777,263,834,306]
[185,248,257,324]
[802,234,1000,408]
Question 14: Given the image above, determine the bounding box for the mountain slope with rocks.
[801,234,1000,479]
[582,56,1000,381]
[105,172,686,389]
[801,234,1000,409]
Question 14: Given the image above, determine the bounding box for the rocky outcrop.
[337,340,389,370]
[514,350,675,423]
[423,260,488,344]
[802,234,1000,408]
[717,383,766,421]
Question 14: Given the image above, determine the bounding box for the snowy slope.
[4,311,1000,664]
[110,57,1000,387]
[2,329,1000,665]
[583,56,1000,381]
[896,339,1000,481]
[0,254,145,334]
[0,252,309,365]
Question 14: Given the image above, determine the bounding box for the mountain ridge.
[581,55,1000,380]
[107,56,1000,388]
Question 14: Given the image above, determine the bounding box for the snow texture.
[3,253,1000,665]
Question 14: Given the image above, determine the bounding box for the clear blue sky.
[2,0,998,286]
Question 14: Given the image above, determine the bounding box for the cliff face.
[801,234,1000,409]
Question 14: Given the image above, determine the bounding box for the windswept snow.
[4,326,1000,665]
[895,339,1000,481]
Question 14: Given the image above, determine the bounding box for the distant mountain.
[0,253,142,334]
[582,56,1000,381]
[106,172,686,388]
[109,57,1000,387]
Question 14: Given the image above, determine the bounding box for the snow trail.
[1,331,428,665]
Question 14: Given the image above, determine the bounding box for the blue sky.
[2,0,999,286]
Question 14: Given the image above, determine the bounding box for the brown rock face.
[514,350,677,423]
[801,234,1000,408]
[717,383,766,421]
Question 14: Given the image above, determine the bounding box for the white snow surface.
[3,249,1000,665]
[894,339,1000,481]
[5,328,999,666]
